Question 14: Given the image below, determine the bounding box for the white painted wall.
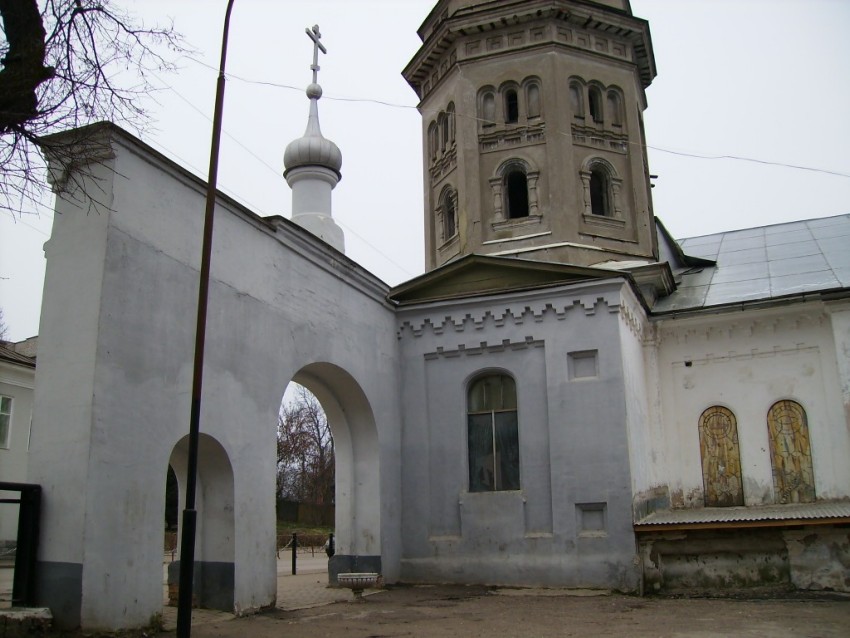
[396,280,641,590]
[648,303,850,509]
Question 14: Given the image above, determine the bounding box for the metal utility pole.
[176,1,235,636]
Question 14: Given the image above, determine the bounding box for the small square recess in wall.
[568,350,598,380]
[576,502,607,537]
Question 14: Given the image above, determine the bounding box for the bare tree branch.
[0,0,187,217]
[277,384,335,505]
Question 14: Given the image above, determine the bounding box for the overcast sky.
[2,0,849,342]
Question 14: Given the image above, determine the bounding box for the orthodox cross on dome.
[306,25,327,85]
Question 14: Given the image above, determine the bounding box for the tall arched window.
[468,373,520,492]
[506,169,529,218]
[588,86,603,123]
[504,88,519,123]
[439,186,457,241]
[767,400,815,504]
[589,168,610,216]
[569,81,584,118]
[698,406,744,507]
[446,102,456,143]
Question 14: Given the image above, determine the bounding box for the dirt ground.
[90,585,850,638]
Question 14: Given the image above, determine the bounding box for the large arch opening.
[166,433,235,612]
[276,362,381,589]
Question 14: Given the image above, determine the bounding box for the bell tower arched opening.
[407,0,658,270]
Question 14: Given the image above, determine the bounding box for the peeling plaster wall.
[651,305,850,509]
[639,526,850,593]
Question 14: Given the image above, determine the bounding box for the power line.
[182,53,849,182]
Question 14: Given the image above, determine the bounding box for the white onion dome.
[283,83,342,178]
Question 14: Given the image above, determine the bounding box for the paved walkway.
[159,552,382,631]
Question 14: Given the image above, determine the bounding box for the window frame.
[467,373,520,493]
[0,395,12,449]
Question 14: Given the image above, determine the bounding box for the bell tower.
[403,0,658,271]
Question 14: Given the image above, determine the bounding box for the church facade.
[26,0,850,630]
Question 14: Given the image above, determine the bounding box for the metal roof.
[0,343,36,368]
[635,501,850,529]
[653,214,850,313]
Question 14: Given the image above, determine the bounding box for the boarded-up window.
[698,406,744,507]
[767,400,815,504]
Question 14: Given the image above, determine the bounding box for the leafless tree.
[0,308,8,341]
[277,384,335,505]
[0,0,185,216]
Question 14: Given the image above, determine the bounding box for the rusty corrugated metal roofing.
[635,501,850,527]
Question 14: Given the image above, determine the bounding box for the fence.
[163,530,330,561]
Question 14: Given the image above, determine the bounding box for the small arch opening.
[505,89,519,124]
[588,86,603,123]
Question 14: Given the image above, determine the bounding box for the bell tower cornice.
[403,0,655,103]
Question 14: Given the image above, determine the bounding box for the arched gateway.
[28,119,401,628]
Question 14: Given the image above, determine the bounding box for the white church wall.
[652,303,850,510]
[615,285,662,515]
[31,126,403,629]
[396,280,641,591]
[825,301,850,430]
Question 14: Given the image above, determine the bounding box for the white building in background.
[0,339,37,548]
[22,0,850,630]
